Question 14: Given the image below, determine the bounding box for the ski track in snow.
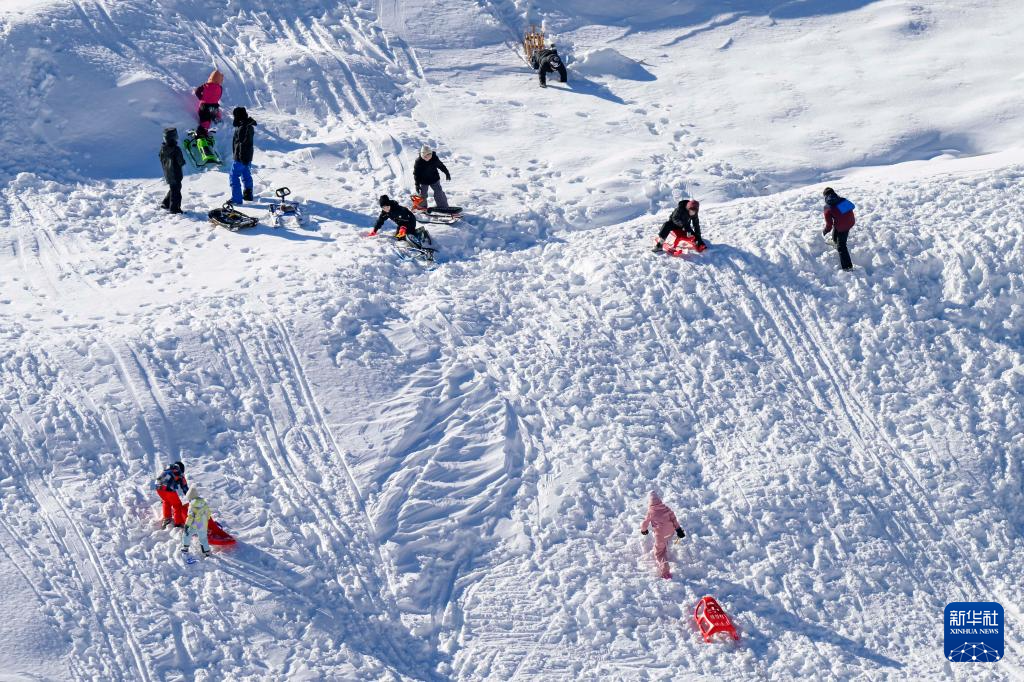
[1,0,1024,679]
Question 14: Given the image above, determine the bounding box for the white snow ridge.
[1,0,1023,680]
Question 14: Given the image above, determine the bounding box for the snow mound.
[573,47,655,81]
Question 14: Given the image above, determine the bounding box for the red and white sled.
[663,235,707,256]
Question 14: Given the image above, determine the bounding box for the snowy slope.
[1,0,1023,680]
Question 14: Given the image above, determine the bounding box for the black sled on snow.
[208,202,258,231]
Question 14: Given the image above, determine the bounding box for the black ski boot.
[162,518,173,529]
[201,547,212,557]
[652,240,664,253]
[242,188,254,202]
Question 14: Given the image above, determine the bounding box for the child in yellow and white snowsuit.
[181,487,213,557]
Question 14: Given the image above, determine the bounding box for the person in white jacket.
[181,487,213,557]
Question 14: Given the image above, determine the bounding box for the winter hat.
[686,199,699,211]
[649,490,663,506]
[186,487,201,502]
[172,461,184,473]
[420,144,432,158]
[208,70,224,85]
[822,187,836,198]
[379,194,392,207]
[163,127,178,143]
[232,106,248,121]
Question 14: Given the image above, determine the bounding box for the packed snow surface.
[1,0,1023,680]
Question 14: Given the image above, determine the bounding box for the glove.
[695,239,706,249]
[822,228,830,236]
[445,173,451,182]
[676,528,685,539]
[640,529,649,536]
[369,230,378,237]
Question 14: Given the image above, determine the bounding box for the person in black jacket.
[230,107,257,204]
[653,199,705,252]
[530,45,567,88]
[413,145,451,209]
[159,127,186,214]
[371,194,420,240]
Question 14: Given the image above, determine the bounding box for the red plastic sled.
[694,596,739,642]
[664,236,707,256]
[207,518,236,546]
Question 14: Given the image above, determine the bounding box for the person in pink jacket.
[640,491,686,579]
[194,70,224,135]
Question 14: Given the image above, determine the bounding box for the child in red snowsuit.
[640,491,685,579]
[194,70,224,135]
[155,461,189,528]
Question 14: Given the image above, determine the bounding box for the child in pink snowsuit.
[640,491,685,579]
[194,70,224,133]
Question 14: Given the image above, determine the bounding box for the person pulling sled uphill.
[155,461,189,528]
[531,45,567,88]
[194,70,224,135]
[159,128,186,214]
[230,107,257,204]
[181,487,213,557]
[640,491,685,579]
[371,195,423,241]
[413,145,451,210]
[821,187,855,271]
[653,199,705,253]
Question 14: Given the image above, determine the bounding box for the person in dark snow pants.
[653,199,704,252]
[822,187,855,271]
[531,46,567,88]
[159,128,185,214]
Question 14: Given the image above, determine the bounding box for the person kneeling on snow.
[371,194,421,241]
[640,490,685,579]
[653,199,705,252]
[159,128,186,214]
[181,488,213,557]
[413,145,451,210]
[155,461,189,529]
[531,45,567,88]
[230,107,257,204]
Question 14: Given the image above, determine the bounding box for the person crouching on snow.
[640,490,685,579]
[155,461,189,529]
[653,199,705,253]
[181,487,213,557]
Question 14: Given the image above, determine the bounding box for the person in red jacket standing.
[822,187,855,271]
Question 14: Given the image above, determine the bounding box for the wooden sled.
[523,24,545,64]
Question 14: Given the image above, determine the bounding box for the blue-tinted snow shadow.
[548,76,627,105]
[537,0,883,38]
[218,544,441,680]
[697,577,904,670]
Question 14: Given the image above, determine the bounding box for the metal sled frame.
[269,186,304,227]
